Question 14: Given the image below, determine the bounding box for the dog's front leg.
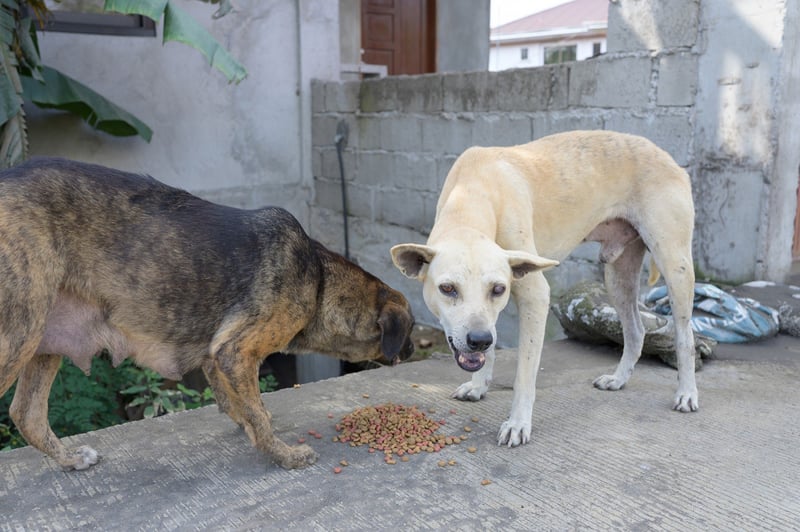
[498,272,550,447]
[207,349,318,470]
[452,347,495,401]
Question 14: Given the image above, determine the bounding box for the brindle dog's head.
[288,245,415,364]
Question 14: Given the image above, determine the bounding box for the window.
[544,45,577,65]
[592,42,602,56]
[36,0,156,37]
[520,47,528,60]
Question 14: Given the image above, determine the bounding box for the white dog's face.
[391,237,558,372]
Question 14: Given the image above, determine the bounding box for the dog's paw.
[275,443,319,470]
[451,380,488,402]
[497,419,531,447]
[673,388,699,412]
[592,374,627,391]
[64,445,100,471]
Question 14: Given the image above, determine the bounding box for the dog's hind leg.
[497,271,550,447]
[10,354,99,470]
[593,238,647,391]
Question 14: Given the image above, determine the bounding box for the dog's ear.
[390,244,435,279]
[377,302,413,361]
[505,250,559,279]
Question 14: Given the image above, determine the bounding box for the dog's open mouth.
[448,337,486,372]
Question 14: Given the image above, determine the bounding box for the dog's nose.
[466,330,493,352]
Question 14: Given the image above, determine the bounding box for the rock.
[551,281,713,370]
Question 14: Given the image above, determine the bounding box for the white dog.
[391,130,698,447]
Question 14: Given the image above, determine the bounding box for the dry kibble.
[333,466,342,474]
[339,460,349,467]
[463,426,472,432]
[437,460,447,467]
[297,437,306,444]
[362,393,370,399]
[411,383,420,388]
[467,446,477,453]
[335,403,458,459]
[481,479,492,486]
[471,416,479,423]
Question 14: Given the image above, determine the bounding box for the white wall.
[26,0,340,223]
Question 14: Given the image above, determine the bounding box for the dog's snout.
[466,330,493,352]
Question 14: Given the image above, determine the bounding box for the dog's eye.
[491,284,506,297]
[439,283,457,297]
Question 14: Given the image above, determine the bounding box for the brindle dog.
[0,158,414,471]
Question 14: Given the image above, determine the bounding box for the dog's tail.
[647,255,661,285]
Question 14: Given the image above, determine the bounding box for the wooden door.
[361,0,436,75]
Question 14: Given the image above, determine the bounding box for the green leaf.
[0,22,20,123]
[104,0,246,84]
[143,405,156,418]
[17,18,42,82]
[1,112,27,168]
[104,0,167,23]
[21,65,153,141]
[120,384,149,395]
[163,2,246,83]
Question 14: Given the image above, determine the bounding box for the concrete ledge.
[2,340,799,529]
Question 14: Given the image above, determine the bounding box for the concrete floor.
[1,337,798,531]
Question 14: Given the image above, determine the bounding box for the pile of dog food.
[333,402,465,463]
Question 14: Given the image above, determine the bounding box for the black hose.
[335,121,350,260]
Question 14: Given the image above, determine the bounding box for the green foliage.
[0,422,25,450]
[0,2,30,167]
[48,355,140,436]
[22,65,154,141]
[259,373,279,394]
[121,369,216,418]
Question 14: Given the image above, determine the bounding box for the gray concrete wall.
[437,0,491,72]
[311,0,800,341]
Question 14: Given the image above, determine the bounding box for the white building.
[489,0,608,71]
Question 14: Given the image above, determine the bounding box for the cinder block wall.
[310,0,800,342]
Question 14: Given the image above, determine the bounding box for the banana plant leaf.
[21,65,153,141]
[0,45,27,167]
[104,0,246,84]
